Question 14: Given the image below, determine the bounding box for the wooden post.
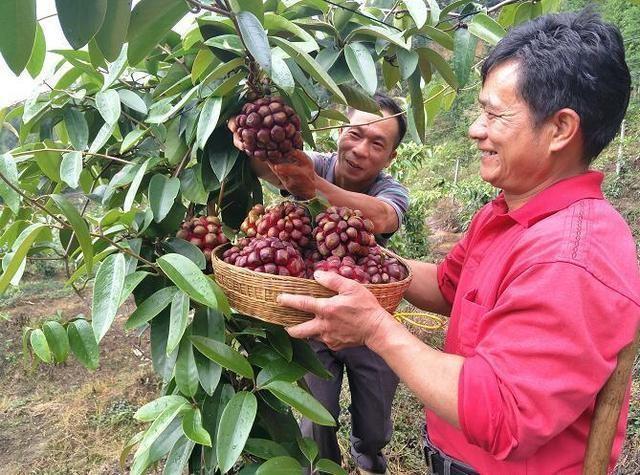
[583,331,640,474]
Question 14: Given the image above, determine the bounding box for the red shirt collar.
[491,171,605,228]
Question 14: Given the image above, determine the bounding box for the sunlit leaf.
[92,253,126,342]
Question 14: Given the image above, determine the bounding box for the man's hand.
[268,149,317,200]
[278,270,392,350]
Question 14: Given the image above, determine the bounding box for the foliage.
[0,0,561,473]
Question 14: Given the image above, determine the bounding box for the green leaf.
[344,25,409,50]
[96,89,122,125]
[146,87,199,124]
[119,271,151,307]
[30,328,53,363]
[89,121,117,154]
[42,321,70,363]
[244,438,289,460]
[270,37,346,104]
[125,286,179,330]
[60,151,83,189]
[0,224,47,295]
[180,166,209,205]
[149,174,180,223]
[200,57,245,87]
[123,161,148,212]
[468,12,506,46]
[192,308,224,396]
[55,0,108,49]
[514,1,534,26]
[419,47,459,90]
[267,327,293,362]
[190,336,254,380]
[216,391,257,473]
[255,456,302,475]
[237,11,271,75]
[264,381,334,426]
[92,253,126,342]
[120,128,147,154]
[453,27,477,88]
[404,0,427,29]
[192,48,217,83]
[95,0,132,62]
[196,96,223,150]
[127,0,190,66]
[344,43,377,95]
[26,23,46,78]
[297,437,318,463]
[407,69,425,143]
[397,48,419,80]
[163,436,195,475]
[0,153,20,214]
[270,51,295,95]
[50,194,94,274]
[208,145,239,183]
[134,395,189,422]
[167,291,190,355]
[120,431,144,472]
[256,359,306,388]
[315,458,347,474]
[118,89,148,115]
[67,319,99,370]
[382,59,400,90]
[338,84,381,115]
[64,108,89,150]
[0,0,36,75]
[182,407,212,446]
[425,0,441,25]
[175,334,199,397]
[419,25,454,51]
[157,254,230,314]
[135,402,189,458]
[264,13,318,51]
[161,238,206,270]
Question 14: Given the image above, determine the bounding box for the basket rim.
[212,242,413,287]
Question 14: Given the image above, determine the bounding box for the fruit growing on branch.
[177,215,229,261]
[240,203,266,238]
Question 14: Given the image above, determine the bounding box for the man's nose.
[468,114,487,141]
[351,139,369,158]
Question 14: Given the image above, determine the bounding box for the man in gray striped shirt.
[248,93,409,475]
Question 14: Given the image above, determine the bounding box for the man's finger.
[277,293,322,314]
[313,270,360,294]
[286,318,323,339]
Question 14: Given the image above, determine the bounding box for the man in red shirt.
[278,10,640,474]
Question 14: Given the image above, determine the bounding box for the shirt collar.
[491,170,605,228]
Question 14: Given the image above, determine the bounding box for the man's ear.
[549,108,581,153]
[385,149,397,167]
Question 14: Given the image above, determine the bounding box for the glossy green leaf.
[270,51,295,94]
[344,43,377,95]
[96,89,122,125]
[60,152,83,189]
[64,108,89,150]
[26,23,46,78]
[118,89,148,115]
[102,46,129,91]
[67,319,99,370]
[209,146,239,184]
[163,436,195,475]
[148,174,180,223]
[407,69,425,143]
[420,25,454,51]
[440,0,473,17]
[147,87,199,124]
[120,128,147,154]
[131,417,183,475]
[270,37,346,104]
[175,334,199,397]
[123,161,148,212]
[95,0,132,61]
[192,308,224,396]
[134,395,189,422]
[42,321,70,363]
[338,84,380,115]
[120,431,144,472]
[119,271,150,307]
[244,438,289,460]
[0,153,20,214]
[192,48,217,83]
[196,96,223,150]
[256,359,306,388]
[514,1,534,26]
[267,327,293,362]
[264,381,334,426]
[191,336,254,380]
[344,25,409,50]
[30,329,52,363]
[291,339,332,380]
[127,0,190,66]
[298,437,318,463]
[125,286,179,330]
[1,224,48,291]
[419,47,459,90]
[264,13,318,51]
[135,402,188,458]
[0,0,36,75]
[397,48,419,80]
[425,0,440,24]
[91,253,126,343]
[315,458,347,474]
[179,166,209,204]
[237,11,271,74]
[217,391,257,473]
[50,194,94,274]
[157,254,230,313]
[404,0,427,29]
[468,12,506,46]
[200,57,245,87]
[255,456,302,475]
[167,291,190,355]
[161,238,206,270]
[89,121,117,154]
[453,27,478,88]
[382,59,400,90]
[55,0,107,49]
[182,407,212,446]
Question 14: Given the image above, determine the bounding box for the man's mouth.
[345,158,362,170]
[480,150,497,159]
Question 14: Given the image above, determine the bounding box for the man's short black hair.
[481,9,631,164]
[347,92,407,150]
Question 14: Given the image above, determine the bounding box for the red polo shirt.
[429,171,640,474]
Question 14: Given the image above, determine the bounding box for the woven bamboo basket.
[211,243,413,326]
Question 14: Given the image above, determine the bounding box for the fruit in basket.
[312,206,376,258]
[240,204,265,238]
[358,247,409,283]
[176,215,229,261]
[256,201,313,249]
[228,96,304,164]
[313,255,370,283]
[224,236,305,277]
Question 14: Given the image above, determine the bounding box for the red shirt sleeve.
[458,261,640,460]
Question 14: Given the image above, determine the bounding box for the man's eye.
[349,131,360,137]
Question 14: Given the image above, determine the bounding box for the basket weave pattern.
[212,244,413,326]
